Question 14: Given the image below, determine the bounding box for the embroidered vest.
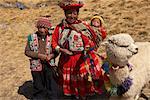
[28,33,55,71]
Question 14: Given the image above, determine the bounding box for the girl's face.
[65,9,78,24]
[92,18,101,27]
[37,26,49,36]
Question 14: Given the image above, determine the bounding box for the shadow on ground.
[18,80,34,99]
[17,80,109,100]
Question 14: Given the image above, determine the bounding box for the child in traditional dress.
[90,14,107,50]
[25,18,60,99]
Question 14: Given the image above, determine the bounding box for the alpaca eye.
[108,40,114,44]
[119,45,129,47]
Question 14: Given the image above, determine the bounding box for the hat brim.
[91,16,105,26]
[60,4,83,10]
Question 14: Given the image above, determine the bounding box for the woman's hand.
[60,48,73,55]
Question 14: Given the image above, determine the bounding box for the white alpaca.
[104,34,150,100]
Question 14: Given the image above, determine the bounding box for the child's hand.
[38,53,47,61]
[60,48,73,55]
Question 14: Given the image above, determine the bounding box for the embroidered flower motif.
[74,35,78,41]
[76,42,83,47]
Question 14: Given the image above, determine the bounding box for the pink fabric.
[36,18,52,28]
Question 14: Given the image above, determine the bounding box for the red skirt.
[58,51,104,97]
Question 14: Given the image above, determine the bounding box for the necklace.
[42,38,45,41]
[41,36,45,41]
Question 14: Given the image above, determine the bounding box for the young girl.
[90,14,107,50]
[25,18,60,99]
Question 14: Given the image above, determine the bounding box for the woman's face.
[65,9,78,24]
[37,26,49,36]
[92,18,101,27]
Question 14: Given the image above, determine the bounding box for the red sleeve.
[100,27,107,40]
[52,25,60,49]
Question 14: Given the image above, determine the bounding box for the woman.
[52,0,104,99]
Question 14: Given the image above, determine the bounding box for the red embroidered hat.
[58,0,84,10]
[36,18,52,29]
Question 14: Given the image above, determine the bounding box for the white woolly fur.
[105,33,150,100]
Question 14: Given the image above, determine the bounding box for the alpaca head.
[105,34,138,67]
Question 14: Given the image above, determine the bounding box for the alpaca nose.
[134,47,138,54]
[132,47,138,54]
[135,47,138,51]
